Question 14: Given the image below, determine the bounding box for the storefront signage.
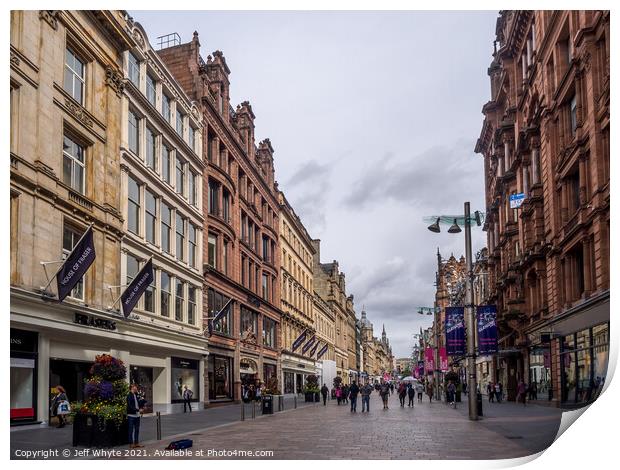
[73,313,117,331]
[10,329,38,352]
[57,226,96,302]
[121,258,154,318]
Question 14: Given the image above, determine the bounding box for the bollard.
[156,412,162,440]
[241,402,245,421]
[294,396,297,409]
[251,400,256,419]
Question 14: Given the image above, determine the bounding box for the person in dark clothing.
[127,384,145,449]
[390,383,394,395]
[398,382,407,407]
[407,383,415,407]
[360,382,373,412]
[183,385,193,413]
[380,382,390,409]
[50,385,69,428]
[321,384,329,405]
[342,385,349,404]
[349,381,360,412]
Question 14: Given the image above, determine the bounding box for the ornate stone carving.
[39,10,58,30]
[64,98,93,128]
[105,66,125,97]
[10,51,20,67]
[132,28,145,49]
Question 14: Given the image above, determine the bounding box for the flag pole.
[41,223,95,293]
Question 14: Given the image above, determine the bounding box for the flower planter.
[72,413,128,448]
[304,392,314,402]
[314,392,320,402]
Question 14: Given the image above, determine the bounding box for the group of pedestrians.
[397,382,417,407]
[487,381,504,402]
[487,380,531,405]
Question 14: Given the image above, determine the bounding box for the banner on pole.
[56,226,96,302]
[445,306,465,356]
[301,335,316,354]
[439,347,449,371]
[477,305,498,355]
[121,258,154,318]
[292,330,308,352]
[424,347,435,373]
[308,340,320,357]
[316,343,329,359]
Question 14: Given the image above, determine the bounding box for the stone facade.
[10,10,134,424]
[157,33,281,403]
[475,10,609,406]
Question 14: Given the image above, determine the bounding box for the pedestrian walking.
[390,383,394,395]
[183,385,193,413]
[336,385,342,405]
[349,381,360,412]
[447,381,456,406]
[462,381,467,395]
[495,382,502,403]
[342,384,349,404]
[487,382,495,402]
[361,382,373,412]
[127,384,145,449]
[426,382,434,403]
[517,380,527,406]
[415,381,424,402]
[50,385,70,428]
[380,382,390,409]
[407,383,415,407]
[321,384,329,405]
[397,382,406,407]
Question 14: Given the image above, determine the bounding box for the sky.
[133,10,498,359]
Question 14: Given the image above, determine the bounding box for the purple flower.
[99,381,114,400]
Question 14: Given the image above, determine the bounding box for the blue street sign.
[509,192,526,209]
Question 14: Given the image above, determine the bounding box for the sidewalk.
[11,396,314,459]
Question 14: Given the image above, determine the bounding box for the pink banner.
[425,347,435,373]
[440,347,449,372]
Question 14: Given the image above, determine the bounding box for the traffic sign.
[509,193,526,209]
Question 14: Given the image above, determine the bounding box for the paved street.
[118,393,562,460]
[10,397,313,460]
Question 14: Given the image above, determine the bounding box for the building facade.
[475,10,609,407]
[313,292,337,388]
[119,21,208,412]
[10,10,135,424]
[278,191,317,395]
[157,33,282,403]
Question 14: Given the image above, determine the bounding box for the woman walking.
[398,382,406,407]
[426,381,434,403]
[416,381,424,402]
[50,385,70,428]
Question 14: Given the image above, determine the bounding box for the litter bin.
[262,395,273,415]
[476,391,483,417]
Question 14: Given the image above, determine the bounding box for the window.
[145,189,157,245]
[570,95,578,136]
[62,134,85,194]
[222,189,230,222]
[146,127,156,170]
[162,93,171,122]
[208,234,217,268]
[188,286,197,325]
[189,126,195,151]
[188,224,197,268]
[176,156,185,195]
[128,52,140,87]
[62,223,85,300]
[189,170,198,207]
[161,202,172,253]
[127,175,140,235]
[64,48,85,104]
[144,267,155,313]
[176,213,185,261]
[162,145,171,184]
[146,74,156,106]
[262,273,269,301]
[262,236,269,261]
[240,306,258,336]
[175,279,184,321]
[208,288,232,335]
[160,271,171,317]
[128,110,140,155]
[126,253,139,290]
[176,108,184,136]
[223,240,228,276]
[263,316,276,348]
[209,180,220,216]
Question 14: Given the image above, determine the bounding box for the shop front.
[10,329,39,425]
[11,289,207,423]
[208,353,234,402]
[171,357,200,405]
[280,353,317,396]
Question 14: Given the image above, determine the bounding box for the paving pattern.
[127,393,563,460]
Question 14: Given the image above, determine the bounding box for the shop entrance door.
[49,359,91,422]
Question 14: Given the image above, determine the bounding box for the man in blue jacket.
[127,384,145,449]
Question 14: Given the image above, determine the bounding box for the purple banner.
[445,307,465,356]
[56,226,96,302]
[477,305,498,355]
[121,258,154,318]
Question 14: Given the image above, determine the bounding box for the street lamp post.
[426,201,481,421]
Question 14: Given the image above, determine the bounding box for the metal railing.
[157,33,181,50]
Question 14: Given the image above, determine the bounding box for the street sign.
[509,193,526,209]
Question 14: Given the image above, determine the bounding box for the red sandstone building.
[475,11,609,407]
[158,33,281,403]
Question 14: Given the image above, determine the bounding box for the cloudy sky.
[134,10,497,358]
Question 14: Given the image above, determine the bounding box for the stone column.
[531,148,540,185]
[37,334,50,424]
[523,164,530,196]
